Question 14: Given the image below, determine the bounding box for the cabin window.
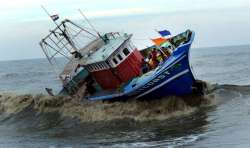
[123,48,130,56]
[101,63,105,69]
[113,58,118,65]
[95,64,99,71]
[87,66,90,71]
[96,64,100,70]
[89,65,93,71]
[117,54,123,61]
[99,63,103,69]
[94,64,97,70]
[102,63,106,69]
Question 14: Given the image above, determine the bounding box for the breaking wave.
[1,82,249,126]
[0,94,197,123]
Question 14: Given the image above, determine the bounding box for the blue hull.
[88,31,197,101]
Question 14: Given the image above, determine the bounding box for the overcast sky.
[0,0,250,61]
[1,0,250,22]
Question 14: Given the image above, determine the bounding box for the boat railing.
[39,18,102,83]
[170,30,192,48]
[40,19,99,66]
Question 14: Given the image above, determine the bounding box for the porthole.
[123,48,130,56]
[117,54,123,61]
[94,65,97,71]
[113,58,118,65]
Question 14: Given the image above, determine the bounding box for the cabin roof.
[85,35,129,65]
[60,33,131,76]
[60,38,103,76]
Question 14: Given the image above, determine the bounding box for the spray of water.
[0,90,214,123]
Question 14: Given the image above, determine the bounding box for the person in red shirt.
[150,48,159,68]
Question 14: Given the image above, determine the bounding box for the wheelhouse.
[84,33,143,90]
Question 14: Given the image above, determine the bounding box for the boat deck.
[123,55,178,92]
[88,50,185,101]
[60,38,104,76]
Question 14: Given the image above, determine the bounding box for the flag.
[158,30,171,37]
[151,37,168,46]
[50,14,59,21]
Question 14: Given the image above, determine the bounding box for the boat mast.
[78,9,101,38]
[41,5,78,51]
[77,9,110,45]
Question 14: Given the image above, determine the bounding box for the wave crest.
[0,91,214,123]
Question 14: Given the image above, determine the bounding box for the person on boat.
[167,45,173,54]
[157,49,167,64]
[140,58,149,74]
[148,55,157,70]
[161,46,172,57]
[149,48,159,69]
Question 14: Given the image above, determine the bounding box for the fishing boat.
[40,18,204,101]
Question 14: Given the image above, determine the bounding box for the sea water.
[0,44,250,148]
[1,11,250,148]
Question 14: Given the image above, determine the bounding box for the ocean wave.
[108,134,202,148]
[1,82,248,126]
[0,94,211,124]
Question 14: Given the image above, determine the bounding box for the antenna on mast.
[41,5,60,28]
[78,9,101,38]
